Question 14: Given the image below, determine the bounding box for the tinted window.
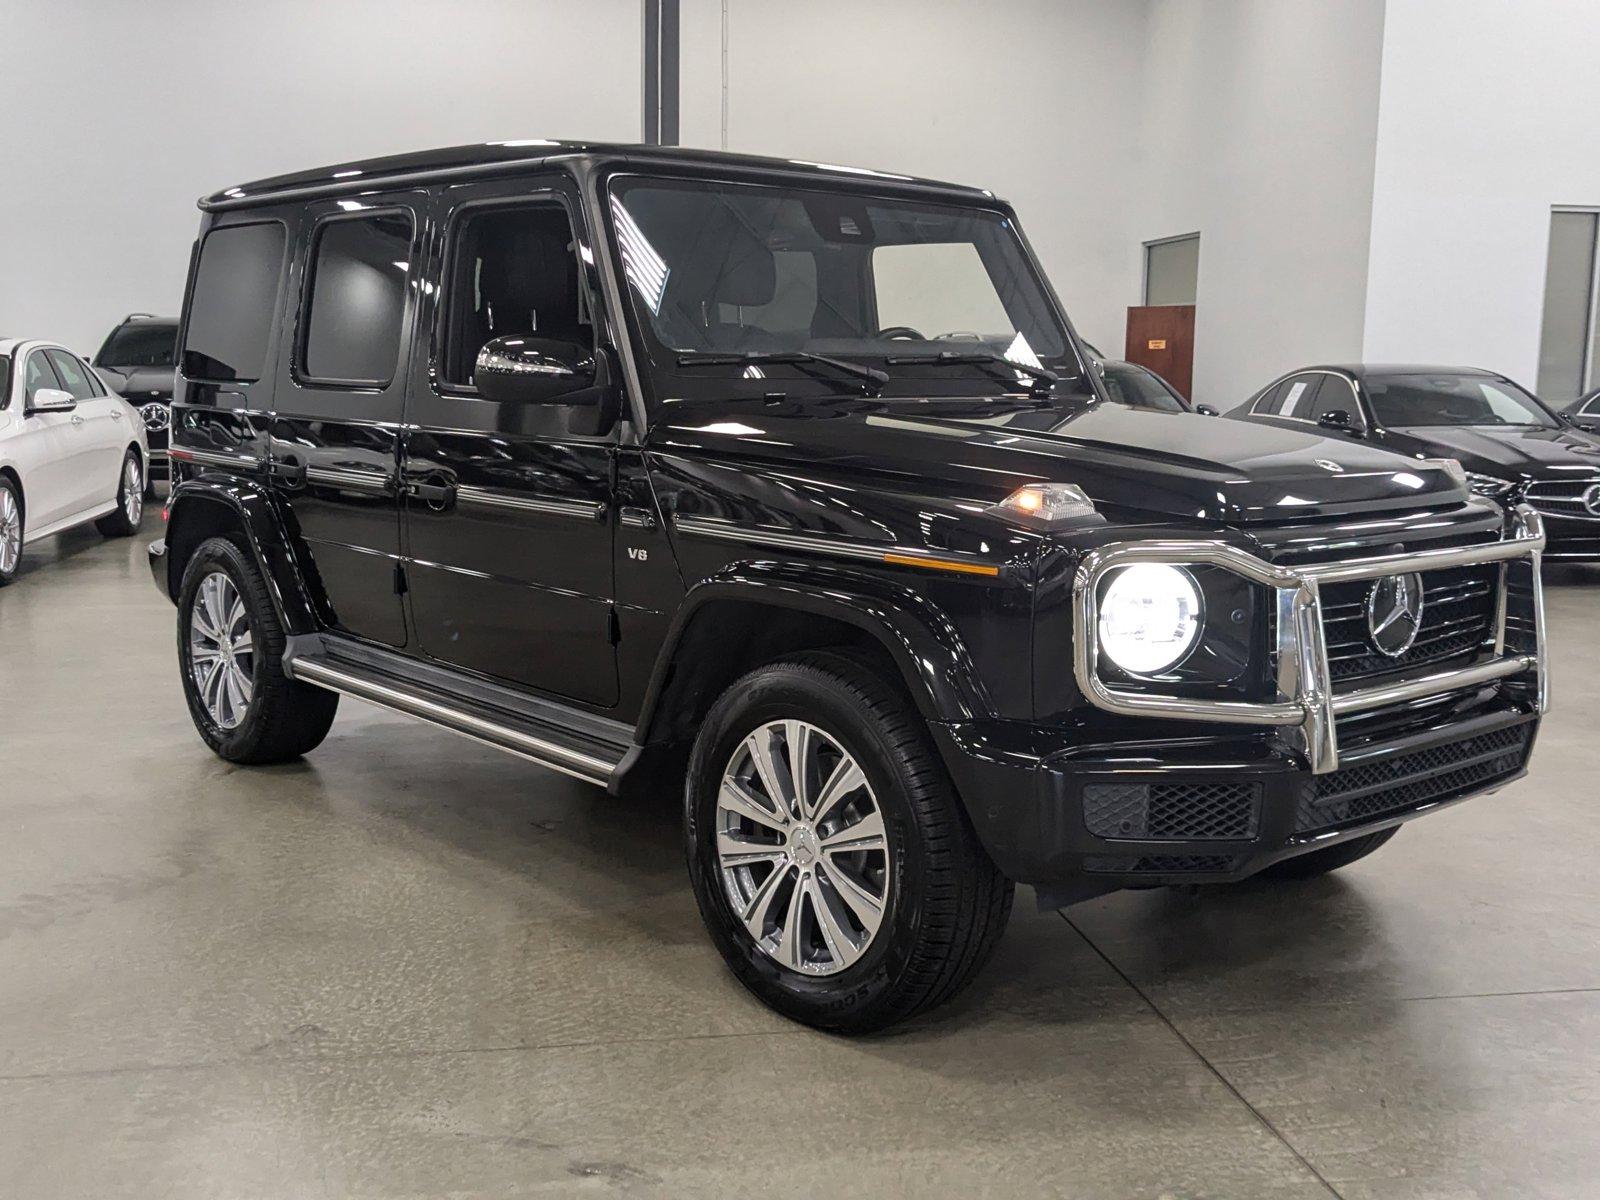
[45,351,96,400]
[1251,380,1290,415]
[1366,374,1557,429]
[1315,374,1361,423]
[183,222,286,382]
[24,351,62,403]
[0,356,10,410]
[97,323,177,368]
[302,212,413,385]
[1101,362,1186,412]
[1277,374,1325,419]
[442,203,586,387]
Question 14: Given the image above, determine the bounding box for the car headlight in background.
[1464,471,1516,498]
[1098,563,1203,676]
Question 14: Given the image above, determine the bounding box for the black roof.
[1311,363,1505,381]
[202,140,992,211]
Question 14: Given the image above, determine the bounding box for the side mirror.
[27,387,78,415]
[1195,404,1219,416]
[1318,408,1364,436]
[474,336,597,404]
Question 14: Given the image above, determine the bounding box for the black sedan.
[1228,364,1600,560]
[1096,359,1220,415]
[1564,388,1600,435]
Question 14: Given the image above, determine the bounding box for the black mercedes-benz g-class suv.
[149,142,1548,1033]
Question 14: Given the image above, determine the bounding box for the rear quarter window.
[182,221,288,383]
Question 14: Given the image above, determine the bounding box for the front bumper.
[940,504,1548,892]
[937,696,1537,890]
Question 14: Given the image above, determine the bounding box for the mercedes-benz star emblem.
[139,402,171,433]
[1584,483,1600,517]
[1366,572,1426,658]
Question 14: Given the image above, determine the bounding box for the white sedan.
[0,338,151,585]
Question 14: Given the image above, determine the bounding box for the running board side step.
[286,657,624,787]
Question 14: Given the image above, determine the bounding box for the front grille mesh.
[1320,563,1498,683]
[1294,723,1531,834]
[1524,477,1600,521]
[1084,782,1261,841]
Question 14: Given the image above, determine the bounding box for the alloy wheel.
[715,719,891,976]
[0,489,19,575]
[124,458,143,525]
[189,571,255,729]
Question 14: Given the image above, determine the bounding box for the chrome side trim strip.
[456,486,606,520]
[304,467,391,493]
[1072,504,1547,774]
[171,447,261,469]
[287,659,616,786]
[674,513,998,571]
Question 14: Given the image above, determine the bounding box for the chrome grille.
[1320,563,1497,683]
[1524,477,1600,520]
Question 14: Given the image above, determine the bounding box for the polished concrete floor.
[1,511,1598,1199]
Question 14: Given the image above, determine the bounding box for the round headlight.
[1098,563,1203,676]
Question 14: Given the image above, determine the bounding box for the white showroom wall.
[1130,0,1386,407]
[1361,0,1600,389]
[677,0,1153,362]
[0,0,642,358]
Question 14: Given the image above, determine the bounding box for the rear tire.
[177,536,338,764]
[95,450,144,537]
[0,477,22,586]
[1256,827,1398,881]
[685,652,1013,1034]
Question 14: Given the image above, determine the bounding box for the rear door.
[398,176,619,706]
[46,349,126,497]
[267,196,424,649]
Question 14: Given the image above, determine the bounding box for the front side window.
[45,351,96,400]
[301,212,413,386]
[97,323,177,368]
[608,176,1078,406]
[183,222,287,383]
[1367,374,1557,429]
[440,202,588,388]
[24,351,61,404]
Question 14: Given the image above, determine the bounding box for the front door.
[18,350,91,526]
[46,349,127,499]
[400,177,618,707]
[267,195,425,648]
[1124,304,1196,401]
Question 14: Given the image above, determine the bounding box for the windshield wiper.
[884,351,1059,396]
[676,351,888,396]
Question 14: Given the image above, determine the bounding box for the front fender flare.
[636,560,998,741]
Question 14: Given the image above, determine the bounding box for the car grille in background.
[1524,477,1600,520]
[1083,781,1261,841]
[1293,722,1531,835]
[1320,563,1498,683]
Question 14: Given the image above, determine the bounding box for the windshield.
[607,176,1083,406]
[1367,373,1557,429]
[1100,362,1186,412]
[96,323,177,368]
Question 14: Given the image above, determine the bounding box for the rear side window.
[45,351,97,401]
[301,212,413,386]
[0,357,10,410]
[183,222,287,383]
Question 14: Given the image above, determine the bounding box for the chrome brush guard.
[1072,505,1547,774]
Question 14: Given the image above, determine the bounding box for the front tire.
[177,536,338,764]
[685,653,1013,1034]
[0,477,22,586]
[95,450,144,537]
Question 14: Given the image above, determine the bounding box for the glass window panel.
[1145,235,1199,306]
[183,222,286,383]
[302,213,412,385]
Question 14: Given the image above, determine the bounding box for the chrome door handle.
[70,414,85,426]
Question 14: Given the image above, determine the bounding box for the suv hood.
[1383,423,1600,479]
[97,365,175,400]
[655,401,1466,524]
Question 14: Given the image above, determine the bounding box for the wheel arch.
[162,478,319,633]
[0,465,22,520]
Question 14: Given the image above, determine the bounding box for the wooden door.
[1124,305,1195,400]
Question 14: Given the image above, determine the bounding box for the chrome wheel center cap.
[789,824,819,868]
